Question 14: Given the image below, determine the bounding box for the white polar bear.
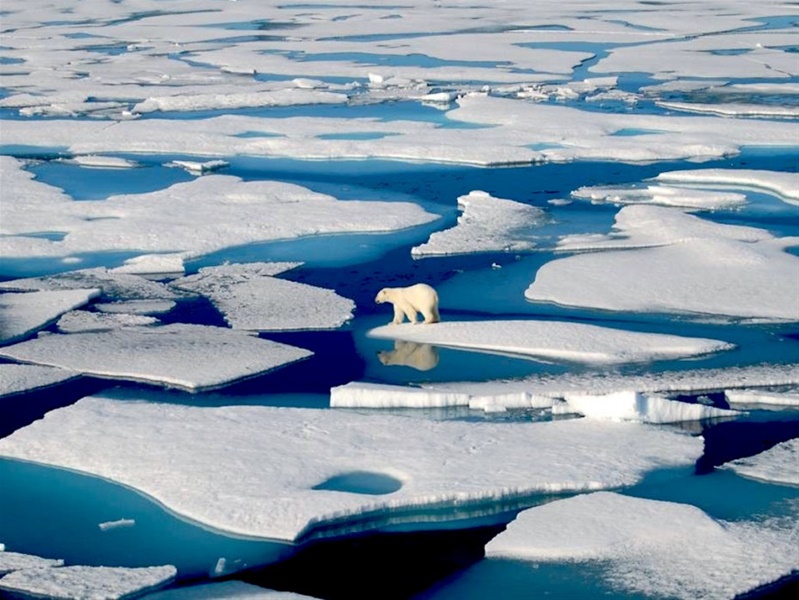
[375,283,440,325]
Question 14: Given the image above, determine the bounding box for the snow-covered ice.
[0,551,63,576]
[172,263,354,331]
[655,169,799,205]
[411,191,545,257]
[0,396,702,542]
[145,581,318,599]
[0,324,312,392]
[0,565,177,600]
[723,439,799,487]
[526,205,799,322]
[560,390,739,424]
[368,320,732,365]
[0,289,99,345]
[486,491,799,600]
[0,364,79,398]
[57,311,159,333]
[570,183,747,211]
[95,300,176,316]
[725,389,799,408]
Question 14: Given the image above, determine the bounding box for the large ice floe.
[172,262,355,331]
[0,324,312,392]
[0,396,702,542]
[0,364,79,399]
[0,550,63,575]
[484,491,799,600]
[526,205,799,322]
[0,564,177,600]
[411,190,545,257]
[0,288,99,345]
[723,439,799,486]
[368,320,732,365]
[654,168,799,206]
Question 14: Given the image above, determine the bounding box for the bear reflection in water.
[378,340,440,371]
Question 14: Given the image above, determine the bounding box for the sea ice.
[526,205,799,322]
[145,581,318,599]
[0,565,177,600]
[485,491,799,600]
[725,389,799,408]
[0,551,63,576]
[0,288,99,345]
[411,190,545,257]
[570,183,747,211]
[0,364,79,399]
[172,262,354,331]
[560,390,739,424]
[368,320,732,365]
[56,310,159,334]
[111,254,187,276]
[0,324,312,392]
[0,396,702,543]
[723,439,799,486]
[95,300,177,316]
[654,168,799,205]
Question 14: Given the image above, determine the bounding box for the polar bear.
[375,283,440,325]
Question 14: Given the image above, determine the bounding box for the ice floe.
[172,262,354,331]
[111,254,187,277]
[368,320,732,365]
[164,159,229,176]
[0,565,177,600]
[725,389,799,408]
[56,310,159,333]
[486,491,799,600]
[0,550,63,575]
[654,168,799,205]
[0,324,312,392]
[146,581,318,599]
[559,390,738,424]
[411,191,545,257]
[0,396,702,542]
[0,364,79,398]
[570,183,746,211]
[95,300,176,316]
[526,205,799,322]
[723,439,799,487]
[0,289,99,345]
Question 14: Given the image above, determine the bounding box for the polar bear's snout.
[375,288,389,304]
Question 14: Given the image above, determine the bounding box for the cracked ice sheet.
[411,191,545,257]
[0,164,439,261]
[0,551,63,576]
[0,364,79,398]
[0,288,99,345]
[0,324,312,392]
[368,320,732,366]
[485,492,799,600]
[0,565,177,600]
[526,205,799,322]
[172,262,354,331]
[0,396,702,542]
[723,439,799,487]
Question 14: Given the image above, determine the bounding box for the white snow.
[411,191,545,257]
[57,156,141,169]
[526,205,799,322]
[165,159,229,175]
[171,262,354,331]
[0,289,100,345]
[725,389,799,408]
[0,324,312,392]
[724,439,799,486]
[0,551,63,576]
[0,565,177,600]
[654,168,799,205]
[0,364,79,398]
[330,381,555,412]
[571,183,747,210]
[368,320,732,365]
[111,254,187,276]
[486,492,799,600]
[95,300,176,316]
[57,310,159,333]
[560,390,739,424]
[0,396,702,542]
[145,581,318,599]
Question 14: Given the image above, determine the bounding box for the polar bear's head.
[375,288,390,304]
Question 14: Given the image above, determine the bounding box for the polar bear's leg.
[421,304,440,324]
[392,304,406,325]
[400,302,418,324]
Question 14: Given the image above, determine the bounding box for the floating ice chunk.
[0,289,99,345]
[486,492,799,600]
[561,390,739,423]
[725,389,799,408]
[331,381,555,412]
[656,101,799,119]
[57,310,159,333]
[132,89,347,113]
[57,155,141,169]
[146,581,317,599]
[0,551,63,576]
[654,168,799,205]
[368,320,732,365]
[0,268,181,301]
[165,159,229,175]
[0,565,177,600]
[0,396,702,542]
[412,191,544,257]
[723,439,799,486]
[0,324,312,392]
[172,262,354,331]
[111,254,186,277]
[0,364,79,398]
[95,300,176,316]
[98,518,136,532]
[527,205,799,322]
[571,184,746,210]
